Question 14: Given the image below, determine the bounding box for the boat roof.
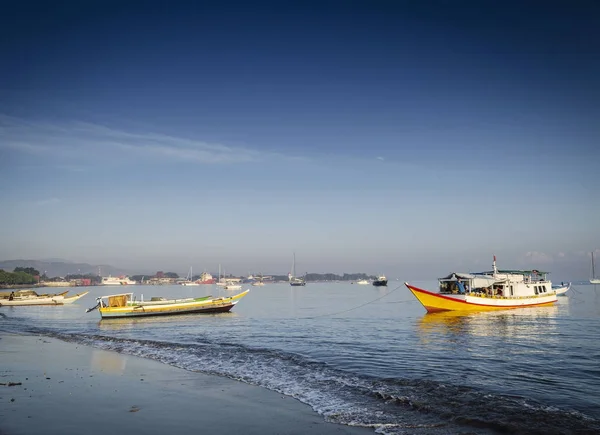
[98,292,134,298]
[475,269,549,275]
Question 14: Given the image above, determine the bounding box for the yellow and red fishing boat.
[406,256,570,313]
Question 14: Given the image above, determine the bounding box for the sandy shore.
[0,334,372,435]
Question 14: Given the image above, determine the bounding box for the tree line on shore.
[0,267,105,286]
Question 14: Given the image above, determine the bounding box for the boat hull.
[0,296,65,306]
[99,302,237,318]
[98,290,249,319]
[372,280,387,287]
[591,279,600,284]
[405,283,557,313]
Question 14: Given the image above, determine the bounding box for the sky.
[1,0,599,280]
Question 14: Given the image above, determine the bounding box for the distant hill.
[0,259,127,278]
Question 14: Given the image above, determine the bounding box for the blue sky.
[1,1,599,280]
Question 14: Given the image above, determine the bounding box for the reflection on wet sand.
[417,305,560,341]
[91,348,128,375]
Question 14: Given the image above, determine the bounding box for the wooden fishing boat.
[406,256,569,313]
[0,290,66,306]
[86,290,250,319]
[62,291,90,304]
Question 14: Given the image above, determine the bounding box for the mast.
[492,255,498,278]
[593,252,596,280]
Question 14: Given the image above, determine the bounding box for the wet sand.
[0,334,372,435]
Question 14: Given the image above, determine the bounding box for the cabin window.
[510,285,513,296]
[534,286,539,295]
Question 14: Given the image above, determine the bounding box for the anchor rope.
[301,282,413,319]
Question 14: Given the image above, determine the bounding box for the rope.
[301,283,411,319]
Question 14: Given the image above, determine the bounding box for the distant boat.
[372,276,388,287]
[224,283,242,290]
[591,252,600,284]
[86,290,250,319]
[216,264,227,286]
[289,253,306,286]
[180,266,201,286]
[198,271,216,284]
[252,274,265,286]
[101,275,136,286]
[356,279,369,285]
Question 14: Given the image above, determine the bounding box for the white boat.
[356,279,369,285]
[289,253,306,286]
[224,283,242,290]
[252,274,266,286]
[406,255,567,313]
[0,289,67,306]
[179,267,201,286]
[216,264,227,286]
[591,252,600,284]
[101,275,137,286]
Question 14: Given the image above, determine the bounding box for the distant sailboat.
[591,252,600,284]
[289,253,306,286]
[252,273,265,286]
[180,267,200,286]
[216,264,227,287]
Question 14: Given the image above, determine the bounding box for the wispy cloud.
[0,114,289,165]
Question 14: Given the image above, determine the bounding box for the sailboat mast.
[593,252,596,280]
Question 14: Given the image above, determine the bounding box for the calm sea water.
[1,281,600,434]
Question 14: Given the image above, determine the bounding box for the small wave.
[41,331,600,435]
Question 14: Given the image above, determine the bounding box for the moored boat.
[224,283,242,290]
[356,279,369,285]
[101,275,137,286]
[0,289,67,306]
[198,272,216,284]
[372,276,388,286]
[405,256,566,313]
[591,252,600,284]
[288,253,306,286]
[86,290,249,318]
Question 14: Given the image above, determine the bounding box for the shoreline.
[0,333,372,435]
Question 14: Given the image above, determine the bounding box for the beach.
[0,333,372,435]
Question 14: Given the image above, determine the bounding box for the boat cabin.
[99,293,134,308]
[438,270,552,298]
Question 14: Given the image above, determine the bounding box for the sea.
[1,281,600,435]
